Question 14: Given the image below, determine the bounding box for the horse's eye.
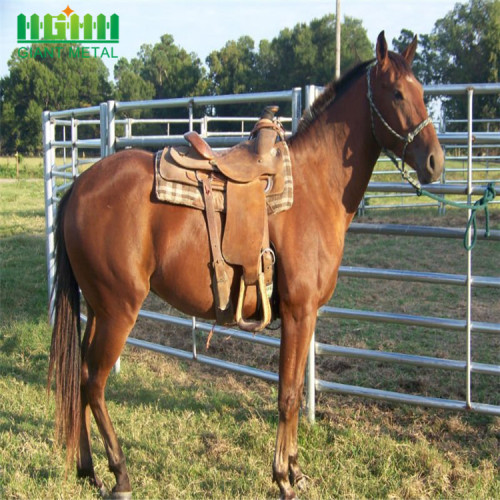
[394,90,404,101]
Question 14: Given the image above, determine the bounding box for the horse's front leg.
[273,301,317,499]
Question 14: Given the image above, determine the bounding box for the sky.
[0,0,462,79]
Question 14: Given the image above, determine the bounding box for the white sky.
[0,0,462,79]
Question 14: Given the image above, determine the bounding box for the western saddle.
[156,106,291,332]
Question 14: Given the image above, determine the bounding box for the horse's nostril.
[429,154,435,172]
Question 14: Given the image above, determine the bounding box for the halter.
[366,64,432,191]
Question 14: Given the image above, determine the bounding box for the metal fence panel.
[42,84,500,419]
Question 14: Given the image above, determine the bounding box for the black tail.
[47,186,81,465]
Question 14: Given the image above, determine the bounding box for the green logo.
[17,5,119,44]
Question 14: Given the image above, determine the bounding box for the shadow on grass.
[106,357,277,424]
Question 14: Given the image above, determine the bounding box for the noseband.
[367,64,432,191]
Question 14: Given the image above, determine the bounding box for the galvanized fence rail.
[43,83,500,420]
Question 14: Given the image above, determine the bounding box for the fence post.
[42,111,56,323]
[71,116,78,178]
[306,331,316,423]
[100,102,108,158]
[465,87,474,409]
[303,86,319,423]
[201,115,208,137]
[107,100,116,154]
[189,101,194,132]
[291,87,302,133]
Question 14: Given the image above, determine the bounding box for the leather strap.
[234,208,274,332]
[250,119,285,141]
[261,212,274,297]
[202,176,231,314]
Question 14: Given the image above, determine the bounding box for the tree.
[429,0,499,85]
[115,35,208,134]
[114,57,155,103]
[206,36,258,95]
[135,35,207,100]
[204,15,373,120]
[204,36,261,120]
[0,43,112,154]
[255,14,372,91]
[396,0,500,122]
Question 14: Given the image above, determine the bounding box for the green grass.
[0,157,44,179]
[1,179,499,499]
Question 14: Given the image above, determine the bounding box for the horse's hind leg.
[83,311,140,497]
[77,307,106,491]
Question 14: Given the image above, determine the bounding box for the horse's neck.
[289,77,380,218]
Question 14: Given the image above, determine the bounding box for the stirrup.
[235,273,272,332]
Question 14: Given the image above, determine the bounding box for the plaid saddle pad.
[154,141,293,216]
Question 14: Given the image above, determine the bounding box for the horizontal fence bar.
[115,90,297,112]
[53,180,73,192]
[191,90,297,106]
[116,118,202,125]
[319,306,500,335]
[348,223,500,241]
[338,266,500,288]
[52,163,74,173]
[137,310,281,348]
[116,135,251,149]
[360,202,440,210]
[126,337,279,383]
[438,132,500,145]
[50,139,102,149]
[48,105,101,119]
[115,97,192,111]
[51,171,74,180]
[424,83,500,95]
[364,182,494,195]
[315,343,500,376]
[315,379,500,416]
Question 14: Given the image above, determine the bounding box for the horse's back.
[70,149,154,201]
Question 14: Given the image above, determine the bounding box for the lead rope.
[419,183,496,250]
[366,64,496,250]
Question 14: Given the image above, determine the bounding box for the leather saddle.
[157,106,289,332]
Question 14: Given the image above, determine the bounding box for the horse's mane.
[290,59,375,141]
[289,53,412,143]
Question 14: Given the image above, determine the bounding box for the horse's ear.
[401,35,418,65]
[376,31,389,70]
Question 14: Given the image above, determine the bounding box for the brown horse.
[48,32,443,499]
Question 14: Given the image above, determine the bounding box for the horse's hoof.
[98,484,109,498]
[295,474,309,492]
[279,488,297,500]
[104,490,132,500]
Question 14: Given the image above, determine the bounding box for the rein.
[366,64,496,250]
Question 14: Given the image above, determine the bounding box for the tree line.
[1,0,498,154]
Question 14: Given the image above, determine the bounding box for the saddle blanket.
[154,141,293,216]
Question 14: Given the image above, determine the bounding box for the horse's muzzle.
[417,145,444,184]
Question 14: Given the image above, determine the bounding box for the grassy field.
[0,156,44,179]
[1,176,499,498]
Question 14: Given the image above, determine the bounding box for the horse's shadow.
[105,355,277,423]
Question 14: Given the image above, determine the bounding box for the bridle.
[366,63,432,191]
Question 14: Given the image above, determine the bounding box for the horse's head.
[368,31,444,185]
